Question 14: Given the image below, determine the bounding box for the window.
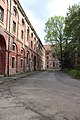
[47,65,49,68]
[0,6,4,22]
[46,51,49,55]
[27,52,29,64]
[21,30,23,39]
[22,18,25,26]
[52,53,55,58]
[21,59,23,68]
[13,6,17,17]
[12,57,15,68]
[31,41,33,48]
[27,28,29,41]
[47,56,49,59]
[21,48,23,54]
[13,21,16,33]
[34,44,36,50]
[12,44,15,51]
[53,62,55,67]
[31,33,33,38]
[31,53,33,59]
[34,37,36,41]
[47,62,48,64]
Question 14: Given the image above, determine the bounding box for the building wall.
[0,0,45,75]
[44,45,60,69]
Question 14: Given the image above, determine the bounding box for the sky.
[19,0,80,44]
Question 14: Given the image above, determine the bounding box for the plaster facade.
[44,45,60,69]
[0,0,45,75]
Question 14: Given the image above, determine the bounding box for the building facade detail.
[44,45,60,69]
[0,0,45,76]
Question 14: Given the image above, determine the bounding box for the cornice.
[13,0,44,48]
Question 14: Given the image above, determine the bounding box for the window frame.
[31,41,33,48]
[22,18,25,26]
[21,59,23,68]
[0,6,4,22]
[12,57,15,68]
[12,43,16,51]
[27,28,29,41]
[21,30,24,39]
[13,6,17,17]
[21,48,24,54]
[13,21,16,33]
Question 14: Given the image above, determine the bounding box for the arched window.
[21,47,24,54]
[12,43,16,51]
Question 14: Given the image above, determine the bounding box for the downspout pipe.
[7,0,12,76]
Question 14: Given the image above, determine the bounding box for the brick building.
[44,45,60,69]
[0,0,45,76]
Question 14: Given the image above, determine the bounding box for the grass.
[62,68,80,79]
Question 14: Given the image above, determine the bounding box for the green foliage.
[63,4,80,68]
[44,4,80,70]
[64,4,80,46]
[63,68,80,79]
[44,16,65,61]
[44,16,65,44]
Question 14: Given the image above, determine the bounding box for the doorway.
[0,35,6,75]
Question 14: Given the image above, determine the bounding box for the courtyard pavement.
[0,70,80,120]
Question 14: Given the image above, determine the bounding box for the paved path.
[0,70,80,120]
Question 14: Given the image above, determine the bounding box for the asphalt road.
[0,70,80,120]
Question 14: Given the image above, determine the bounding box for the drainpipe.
[7,0,12,76]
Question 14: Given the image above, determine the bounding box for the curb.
[0,71,41,84]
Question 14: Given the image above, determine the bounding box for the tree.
[65,4,80,40]
[64,4,80,67]
[44,16,65,63]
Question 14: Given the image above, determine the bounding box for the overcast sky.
[19,0,80,44]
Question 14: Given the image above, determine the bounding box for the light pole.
[7,0,12,76]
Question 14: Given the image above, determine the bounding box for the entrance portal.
[0,35,6,75]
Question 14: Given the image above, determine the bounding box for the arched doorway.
[0,35,6,75]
